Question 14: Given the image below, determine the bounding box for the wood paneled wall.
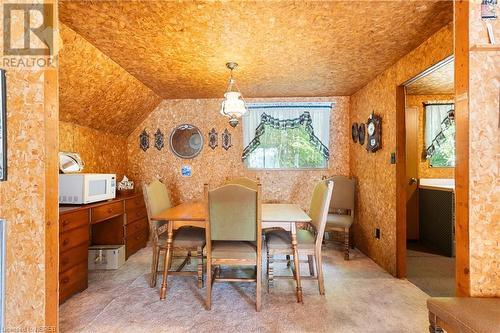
[405,94,455,179]
[467,1,499,297]
[0,2,59,329]
[349,24,453,275]
[127,97,350,210]
[59,121,128,180]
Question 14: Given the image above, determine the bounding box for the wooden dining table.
[152,201,311,303]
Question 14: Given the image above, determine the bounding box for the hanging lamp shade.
[220,62,248,127]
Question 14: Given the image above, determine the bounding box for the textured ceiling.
[406,60,454,95]
[59,0,453,99]
[59,23,162,135]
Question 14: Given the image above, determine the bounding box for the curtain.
[242,102,332,149]
[424,102,455,158]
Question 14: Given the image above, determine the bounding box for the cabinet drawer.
[126,229,148,258]
[91,201,124,223]
[125,196,145,212]
[60,243,88,273]
[126,205,147,224]
[59,261,87,303]
[60,225,88,252]
[60,209,89,233]
[125,217,149,237]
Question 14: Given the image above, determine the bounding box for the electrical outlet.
[375,228,381,239]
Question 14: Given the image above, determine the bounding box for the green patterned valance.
[241,111,330,161]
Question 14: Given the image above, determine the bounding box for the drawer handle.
[62,220,70,226]
[61,277,70,284]
[62,239,69,246]
[107,208,113,213]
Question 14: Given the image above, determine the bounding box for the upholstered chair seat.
[167,227,205,248]
[326,213,353,229]
[266,229,315,250]
[211,241,257,260]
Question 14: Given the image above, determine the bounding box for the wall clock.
[358,123,366,145]
[351,123,358,143]
[366,113,382,153]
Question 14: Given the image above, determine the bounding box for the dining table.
[152,201,311,303]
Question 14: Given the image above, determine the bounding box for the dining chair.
[225,176,260,190]
[143,180,205,289]
[204,183,262,311]
[265,179,333,295]
[323,176,355,260]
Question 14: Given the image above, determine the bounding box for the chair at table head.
[308,179,334,248]
[224,176,260,191]
[205,183,261,242]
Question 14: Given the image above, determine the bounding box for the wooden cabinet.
[59,193,148,303]
[124,196,148,258]
[59,209,89,303]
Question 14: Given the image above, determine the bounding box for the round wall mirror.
[169,124,204,159]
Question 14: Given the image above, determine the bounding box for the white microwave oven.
[59,173,116,204]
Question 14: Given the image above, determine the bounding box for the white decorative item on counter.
[117,175,134,191]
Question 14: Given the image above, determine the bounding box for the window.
[242,102,331,169]
[424,103,455,167]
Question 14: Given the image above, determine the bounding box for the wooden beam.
[395,85,407,278]
[453,0,470,297]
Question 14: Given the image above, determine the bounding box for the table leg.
[291,223,303,303]
[159,221,174,300]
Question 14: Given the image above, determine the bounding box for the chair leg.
[344,228,350,261]
[267,251,274,293]
[205,259,212,310]
[256,261,262,312]
[197,246,203,288]
[186,251,192,265]
[307,255,315,276]
[316,253,325,295]
[150,244,158,288]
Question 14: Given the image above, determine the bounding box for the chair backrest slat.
[207,184,259,241]
[308,180,334,246]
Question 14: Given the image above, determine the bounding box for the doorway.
[399,56,457,296]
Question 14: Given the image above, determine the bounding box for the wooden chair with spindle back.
[204,183,262,311]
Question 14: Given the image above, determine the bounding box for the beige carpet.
[60,243,431,333]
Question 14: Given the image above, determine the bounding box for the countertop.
[419,178,455,192]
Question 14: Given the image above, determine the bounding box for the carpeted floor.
[407,249,455,297]
[60,243,431,333]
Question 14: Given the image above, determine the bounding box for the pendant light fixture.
[220,62,248,128]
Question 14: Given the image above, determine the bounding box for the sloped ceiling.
[406,60,454,95]
[59,0,453,100]
[59,23,162,135]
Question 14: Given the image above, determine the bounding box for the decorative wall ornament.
[154,128,164,150]
[221,129,232,150]
[208,128,218,149]
[358,123,366,145]
[351,123,358,143]
[0,69,6,181]
[169,124,204,159]
[241,111,329,161]
[366,112,382,153]
[139,129,150,152]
